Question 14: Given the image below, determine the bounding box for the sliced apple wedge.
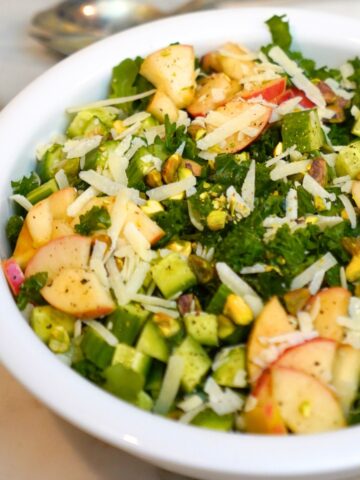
[202,43,256,81]
[202,99,272,154]
[12,223,37,269]
[247,296,295,383]
[41,268,115,318]
[306,287,350,342]
[48,187,77,219]
[2,258,25,295]
[51,219,75,239]
[26,199,53,248]
[273,338,337,384]
[127,203,165,246]
[187,73,239,117]
[240,77,286,102]
[244,371,287,434]
[140,45,196,108]
[147,90,178,123]
[271,366,346,433]
[332,344,360,415]
[25,235,92,282]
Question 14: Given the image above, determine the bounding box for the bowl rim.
[2,6,360,479]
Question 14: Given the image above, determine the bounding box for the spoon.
[30,0,218,56]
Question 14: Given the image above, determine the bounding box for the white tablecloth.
[1,1,360,479]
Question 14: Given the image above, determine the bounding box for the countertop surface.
[1,0,360,479]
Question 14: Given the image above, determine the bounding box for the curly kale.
[74,206,112,236]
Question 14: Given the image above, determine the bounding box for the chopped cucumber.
[207,284,233,314]
[191,408,234,431]
[67,108,117,138]
[30,306,75,343]
[151,253,197,299]
[184,313,218,347]
[352,116,360,137]
[126,146,158,188]
[26,179,59,204]
[104,363,144,401]
[336,141,360,178]
[112,343,151,379]
[145,361,165,400]
[176,336,211,393]
[107,303,149,345]
[137,321,170,362]
[37,144,79,182]
[84,140,118,171]
[133,390,154,411]
[282,109,324,153]
[81,326,115,369]
[213,346,247,388]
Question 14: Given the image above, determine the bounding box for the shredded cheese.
[79,169,122,196]
[67,90,156,113]
[270,160,310,181]
[339,193,357,229]
[67,186,99,217]
[285,188,298,220]
[10,194,33,211]
[147,175,196,201]
[123,222,152,261]
[123,111,150,126]
[154,355,184,415]
[291,252,337,290]
[63,135,102,159]
[303,173,336,202]
[86,320,118,347]
[54,169,69,189]
[241,160,256,211]
[107,190,128,250]
[90,240,109,287]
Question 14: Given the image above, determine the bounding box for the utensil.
[30,0,217,55]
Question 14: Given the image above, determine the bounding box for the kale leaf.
[74,206,112,236]
[11,172,40,196]
[73,360,105,385]
[265,15,292,50]
[17,272,48,310]
[109,57,153,114]
[153,200,194,247]
[246,126,282,163]
[6,215,24,248]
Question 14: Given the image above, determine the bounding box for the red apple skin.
[274,87,315,108]
[240,78,287,102]
[244,370,287,435]
[271,337,337,385]
[2,258,25,295]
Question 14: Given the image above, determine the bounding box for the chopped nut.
[167,240,192,257]
[284,288,311,315]
[273,142,283,157]
[206,210,227,231]
[153,313,180,338]
[346,254,360,282]
[308,157,328,186]
[188,254,215,284]
[162,153,182,184]
[223,294,253,326]
[145,169,163,188]
[141,200,164,216]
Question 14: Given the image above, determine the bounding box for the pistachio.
[188,254,215,284]
[283,288,311,315]
[145,169,163,188]
[162,153,182,184]
[48,325,70,353]
[273,142,283,157]
[342,237,360,256]
[182,159,202,176]
[141,200,164,216]
[177,293,201,316]
[152,313,180,338]
[223,294,253,326]
[167,240,192,257]
[346,254,360,282]
[206,210,227,231]
[308,157,328,186]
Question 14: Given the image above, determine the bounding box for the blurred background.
[1,0,360,479]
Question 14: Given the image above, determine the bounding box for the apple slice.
[25,235,92,282]
[48,187,77,219]
[2,258,25,295]
[271,366,346,433]
[51,219,74,239]
[12,223,37,269]
[273,338,337,385]
[244,371,287,434]
[275,87,315,109]
[26,199,53,248]
[140,45,196,108]
[147,90,178,123]
[203,99,272,154]
[247,296,295,383]
[127,203,165,246]
[306,287,350,342]
[41,268,115,318]
[240,77,286,102]
[332,344,360,415]
[187,73,239,117]
[202,43,256,81]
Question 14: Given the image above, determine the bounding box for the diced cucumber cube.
[151,253,197,299]
[104,363,144,401]
[37,144,79,182]
[112,343,151,379]
[145,361,166,400]
[137,321,170,363]
[81,327,115,369]
[207,284,233,314]
[213,346,247,388]
[30,306,75,343]
[184,313,218,347]
[67,108,117,138]
[336,141,360,178]
[107,303,149,345]
[176,336,211,393]
[133,390,154,411]
[191,408,234,431]
[282,109,324,153]
[84,140,118,171]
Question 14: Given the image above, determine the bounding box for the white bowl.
[1,7,360,480]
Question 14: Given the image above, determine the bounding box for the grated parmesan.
[270,160,310,181]
[123,111,150,126]
[67,186,99,217]
[285,188,298,220]
[339,193,357,229]
[90,240,109,287]
[291,252,337,290]
[123,222,152,261]
[309,269,325,295]
[204,377,244,415]
[63,135,102,159]
[303,173,336,202]
[86,320,118,347]
[10,194,33,211]
[54,169,69,189]
[241,160,256,211]
[154,355,184,415]
[67,90,156,113]
[147,175,196,201]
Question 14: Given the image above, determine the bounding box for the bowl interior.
[1,7,360,480]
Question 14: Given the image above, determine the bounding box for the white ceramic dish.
[1,7,360,480]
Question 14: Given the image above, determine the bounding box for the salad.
[5,14,360,435]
